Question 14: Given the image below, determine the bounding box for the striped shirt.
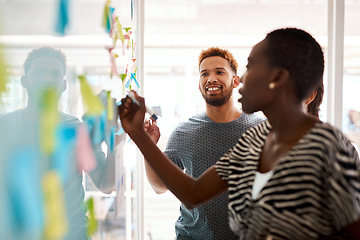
[215,120,360,240]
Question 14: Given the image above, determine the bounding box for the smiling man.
[143,47,265,240]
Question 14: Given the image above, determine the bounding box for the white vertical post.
[135,0,145,239]
[327,0,344,130]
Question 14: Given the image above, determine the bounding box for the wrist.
[128,127,147,142]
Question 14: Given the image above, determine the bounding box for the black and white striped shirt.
[216,120,360,240]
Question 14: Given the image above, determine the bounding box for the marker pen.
[127,92,158,120]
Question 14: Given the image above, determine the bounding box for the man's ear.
[20,75,28,88]
[233,75,240,88]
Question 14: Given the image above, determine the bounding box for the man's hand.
[145,118,160,143]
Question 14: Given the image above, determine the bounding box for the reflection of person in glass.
[0,47,116,240]
[119,28,360,239]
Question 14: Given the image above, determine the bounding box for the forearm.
[130,128,215,209]
[87,147,116,194]
[144,159,168,194]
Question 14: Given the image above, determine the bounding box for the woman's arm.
[119,91,228,209]
[344,219,360,239]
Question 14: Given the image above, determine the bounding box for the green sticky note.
[0,44,8,101]
[86,197,97,237]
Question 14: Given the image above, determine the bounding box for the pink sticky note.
[108,48,118,76]
[76,124,97,172]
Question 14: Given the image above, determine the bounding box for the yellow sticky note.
[106,91,114,121]
[86,197,98,237]
[0,44,8,100]
[101,0,112,31]
[78,75,105,115]
[115,17,125,43]
[40,88,59,154]
[42,171,68,240]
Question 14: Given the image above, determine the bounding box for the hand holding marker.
[127,91,158,121]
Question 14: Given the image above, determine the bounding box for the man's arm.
[86,128,126,194]
[144,119,168,194]
[86,143,116,194]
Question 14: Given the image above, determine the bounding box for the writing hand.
[118,91,146,138]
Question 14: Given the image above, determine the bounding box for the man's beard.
[202,84,233,107]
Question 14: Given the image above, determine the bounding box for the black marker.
[127,92,158,120]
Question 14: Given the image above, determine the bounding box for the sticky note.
[76,124,97,173]
[107,91,114,121]
[108,49,118,77]
[102,0,113,33]
[6,148,44,239]
[105,126,116,152]
[86,197,97,237]
[115,17,125,43]
[42,171,68,240]
[130,73,140,88]
[115,127,124,136]
[78,75,105,115]
[52,125,77,184]
[55,0,70,35]
[0,44,8,100]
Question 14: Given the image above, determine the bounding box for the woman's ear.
[305,89,317,105]
[20,75,28,88]
[268,68,290,90]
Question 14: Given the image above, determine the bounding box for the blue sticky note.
[105,126,116,152]
[106,7,115,33]
[82,115,95,134]
[130,73,140,88]
[6,148,44,238]
[125,78,131,89]
[115,127,124,136]
[52,125,77,184]
[55,0,70,35]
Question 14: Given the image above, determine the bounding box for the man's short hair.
[23,47,66,75]
[198,47,238,75]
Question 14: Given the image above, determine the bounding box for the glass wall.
[0,0,137,239]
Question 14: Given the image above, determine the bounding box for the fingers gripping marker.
[127,92,158,121]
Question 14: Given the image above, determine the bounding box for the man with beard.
[143,47,264,240]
